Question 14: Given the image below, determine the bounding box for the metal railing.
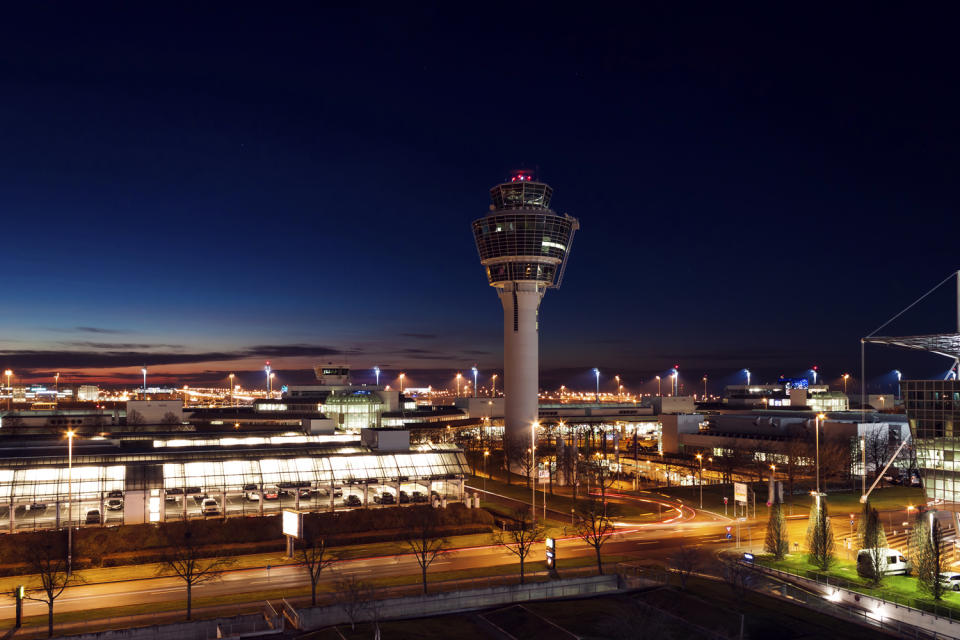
[750,562,960,638]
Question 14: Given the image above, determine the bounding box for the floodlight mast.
[472,171,579,467]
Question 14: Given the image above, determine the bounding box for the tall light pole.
[67,429,74,576]
[141,366,147,394]
[399,373,405,393]
[811,366,818,385]
[483,450,489,491]
[456,372,462,398]
[702,375,708,399]
[491,374,498,397]
[671,368,678,396]
[696,453,703,509]
[894,369,902,401]
[655,375,661,397]
[593,368,600,403]
[472,366,478,398]
[269,372,275,395]
[264,362,272,393]
[815,413,825,495]
[4,369,11,410]
[744,368,751,387]
[228,373,235,406]
[531,420,538,521]
[615,375,621,401]
[843,373,850,394]
[374,366,381,387]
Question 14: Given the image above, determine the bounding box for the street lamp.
[815,413,826,495]
[810,366,818,385]
[744,368,751,387]
[3,369,11,410]
[593,368,600,403]
[472,366,478,398]
[702,375,708,399]
[531,420,539,521]
[483,450,490,491]
[141,366,147,394]
[66,429,75,576]
[670,368,678,396]
[655,375,661,397]
[491,374,498,397]
[842,373,850,394]
[228,373,235,406]
[615,375,621,401]
[696,453,703,509]
[269,372,276,396]
[264,362,272,393]
[456,372,462,398]
[399,373,406,393]
[374,366,381,386]
[894,369,902,401]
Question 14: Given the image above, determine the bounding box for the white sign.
[734,482,748,504]
[282,509,302,538]
[538,469,550,484]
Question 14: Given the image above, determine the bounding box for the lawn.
[467,475,659,522]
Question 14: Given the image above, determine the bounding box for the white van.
[857,548,912,576]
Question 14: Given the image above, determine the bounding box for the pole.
[67,432,73,576]
[815,415,821,495]
[531,422,536,522]
[860,435,866,498]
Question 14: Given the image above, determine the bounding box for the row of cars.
[164,485,437,511]
[856,547,960,590]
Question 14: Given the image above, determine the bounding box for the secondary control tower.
[472,171,579,455]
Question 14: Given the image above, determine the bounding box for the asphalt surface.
[0,491,737,622]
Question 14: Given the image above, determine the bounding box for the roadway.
[0,493,735,622]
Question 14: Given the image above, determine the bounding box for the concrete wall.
[660,414,703,454]
[360,428,410,451]
[651,396,696,415]
[297,574,620,630]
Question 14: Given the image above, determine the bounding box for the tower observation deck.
[472,171,579,452]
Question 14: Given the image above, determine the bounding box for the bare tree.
[668,544,703,590]
[494,507,545,584]
[24,534,80,637]
[404,506,449,594]
[720,558,754,597]
[160,411,181,426]
[783,439,811,514]
[334,573,373,631]
[159,520,236,619]
[298,525,337,606]
[126,409,145,426]
[574,498,617,575]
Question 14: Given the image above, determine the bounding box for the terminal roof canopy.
[865,333,960,359]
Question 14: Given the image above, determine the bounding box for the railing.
[750,562,960,638]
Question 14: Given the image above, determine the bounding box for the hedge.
[0,504,495,575]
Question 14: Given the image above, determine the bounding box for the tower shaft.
[499,282,544,447]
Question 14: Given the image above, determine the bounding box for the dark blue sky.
[1,4,959,391]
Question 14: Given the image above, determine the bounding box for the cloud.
[0,343,344,370]
[399,333,438,340]
[44,326,132,335]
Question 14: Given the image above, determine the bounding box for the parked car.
[263,488,279,500]
[25,502,47,512]
[108,490,123,498]
[345,494,362,507]
[410,491,428,503]
[201,498,220,516]
[245,491,261,501]
[85,509,101,524]
[940,572,960,591]
[165,488,183,503]
[298,488,312,499]
[857,548,912,577]
[106,498,123,511]
[373,492,395,505]
[243,483,258,492]
[398,491,410,504]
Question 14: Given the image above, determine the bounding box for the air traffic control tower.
[472,171,579,452]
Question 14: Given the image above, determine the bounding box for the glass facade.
[903,380,960,510]
[0,440,467,531]
[489,182,553,210]
[320,391,383,431]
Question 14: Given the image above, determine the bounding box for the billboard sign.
[282,509,302,538]
[734,482,748,504]
[538,469,550,484]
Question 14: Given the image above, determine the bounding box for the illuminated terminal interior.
[0,431,468,532]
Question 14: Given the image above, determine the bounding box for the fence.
[56,612,282,640]
[749,562,960,640]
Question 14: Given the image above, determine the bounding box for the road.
[0,492,735,622]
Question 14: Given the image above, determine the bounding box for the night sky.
[2,4,959,392]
